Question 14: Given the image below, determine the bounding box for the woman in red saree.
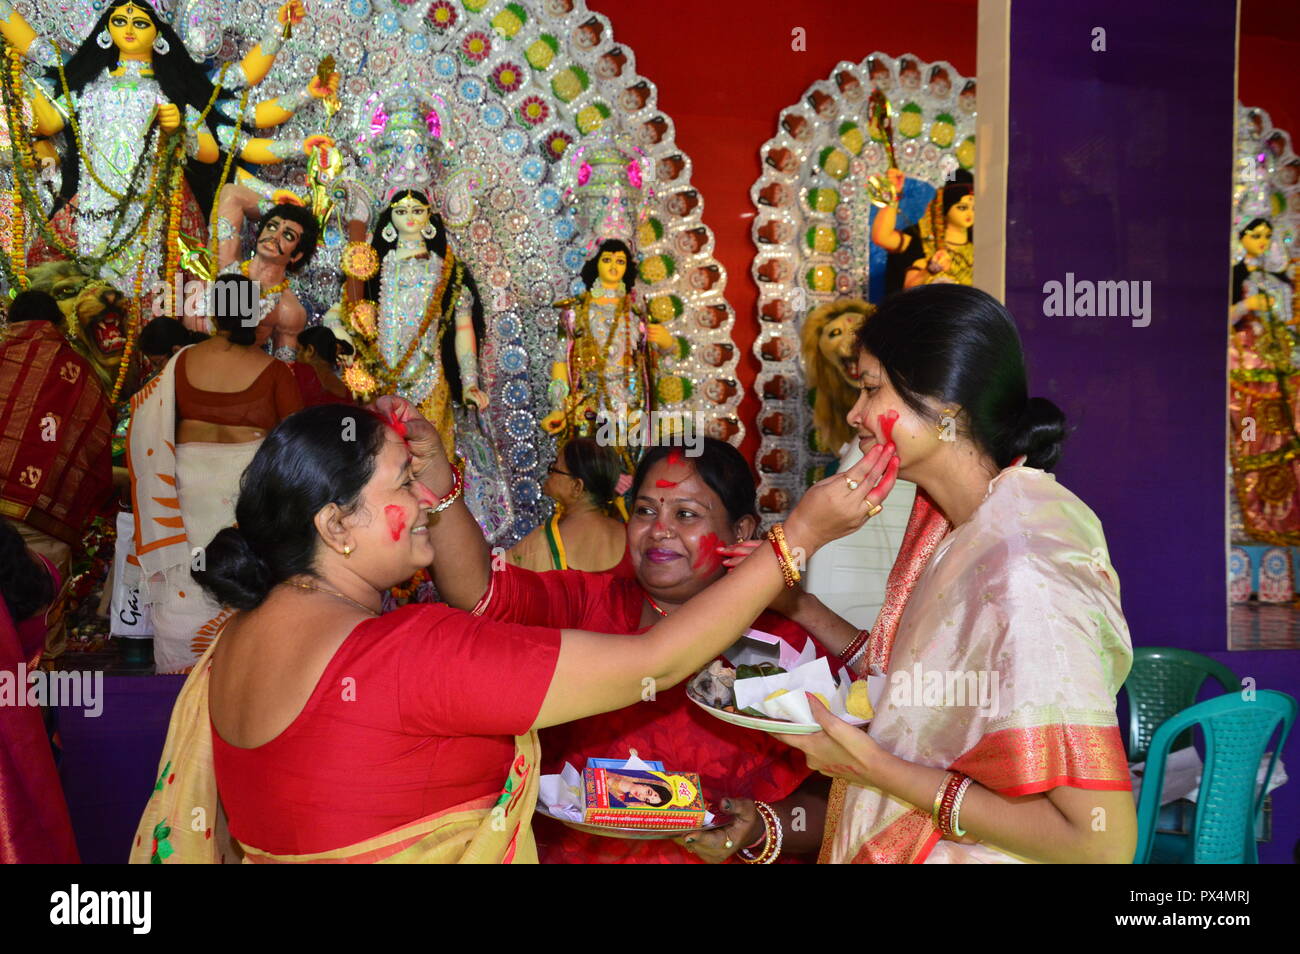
[772,285,1136,864]
[0,518,79,863]
[131,399,898,863]
[456,439,853,863]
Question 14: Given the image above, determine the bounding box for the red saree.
[0,600,80,863]
[0,321,114,546]
[473,563,831,864]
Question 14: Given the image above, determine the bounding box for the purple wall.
[1007,1,1297,862]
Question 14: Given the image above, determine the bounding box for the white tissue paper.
[732,655,868,726]
[538,752,715,825]
[724,628,819,671]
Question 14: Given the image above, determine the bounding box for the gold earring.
[343,545,353,557]
[936,408,956,437]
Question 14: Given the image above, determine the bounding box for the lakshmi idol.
[541,239,675,469]
[0,0,331,286]
[342,189,487,461]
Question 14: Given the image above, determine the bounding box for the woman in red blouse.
[131,397,899,863]
[454,439,859,864]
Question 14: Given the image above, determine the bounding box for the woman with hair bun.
[130,398,898,863]
[507,438,629,573]
[124,274,301,674]
[758,284,1136,864]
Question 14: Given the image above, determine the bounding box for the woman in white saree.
[777,284,1136,864]
[126,275,302,673]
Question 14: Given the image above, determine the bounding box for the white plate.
[534,802,730,840]
[685,683,825,735]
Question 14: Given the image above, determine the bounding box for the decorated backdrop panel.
[15,0,744,544]
[748,52,975,523]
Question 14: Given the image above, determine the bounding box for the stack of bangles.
[423,455,466,516]
[838,628,871,671]
[738,801,783,864]
[932,771,974,837]
[765,523,800,588]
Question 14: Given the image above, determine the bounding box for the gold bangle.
[767,522,801,585]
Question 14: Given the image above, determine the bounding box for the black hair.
[209,274,259,345]
[257,203,320,273]
[561,438,624,516]
[857,284,1066,471]
[0,518,55,624]
[580,239,636,293]
[941,168,974,217]
[336,338,355,357]
[194,405,389,611]
[298,325,339,365]
[1239,217,1271,239]
[631,438,759,527]
[639,782,672,806]
[7,289,63,325]
[365,190,485,405]
[49,0,247,219]
[139,315,204,356]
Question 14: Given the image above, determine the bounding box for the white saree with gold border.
[824,467,1133,864]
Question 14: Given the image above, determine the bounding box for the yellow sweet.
[764,688,789,702]
[846,680,874,719]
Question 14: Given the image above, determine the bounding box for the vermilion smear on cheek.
[694,531,724,572]
[384,505,406,541]
[878,409,899,444]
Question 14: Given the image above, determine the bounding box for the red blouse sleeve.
[271,360,304,422]
[473,562,611,629]
[394,603,561,737]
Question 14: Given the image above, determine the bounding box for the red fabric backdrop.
[1240,1,1300,146]
[587,0,978,465]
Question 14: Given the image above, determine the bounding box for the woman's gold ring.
[845,477,861,491]
[866,501,883,518]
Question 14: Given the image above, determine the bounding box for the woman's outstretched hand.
[782,443,898,558]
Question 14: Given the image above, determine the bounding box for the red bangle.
[838,628,870,663]
[428,454,465,515]
[937,771,969,836]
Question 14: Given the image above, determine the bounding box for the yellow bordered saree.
[824,468,1133,864]
[128,632,541,864]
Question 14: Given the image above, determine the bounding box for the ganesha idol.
[799,299,916,630]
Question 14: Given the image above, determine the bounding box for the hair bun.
[192,525,274,611]
[1008,397,1067,471]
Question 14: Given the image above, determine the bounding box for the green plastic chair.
[1124,648,1240,763]
[1133,689,1295,864]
